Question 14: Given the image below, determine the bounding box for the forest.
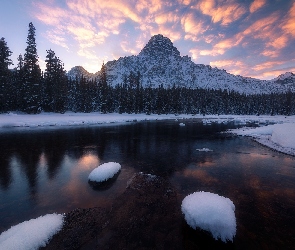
[1,23,294,115]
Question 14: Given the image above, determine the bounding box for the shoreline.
[0,112,294,156]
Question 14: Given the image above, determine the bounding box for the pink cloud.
[252,61,285,71]
[194,0,247,25]
[249,0,267,13]
[181,12,207,41]
[135,0,163,14]
[33,2,69,26]
[31,0,294,78]
[45,31,69,50]
[205,12,281,57]
[210,59,248,75]
[251,67,295,80]
[282,2,295,37]
[154,12,179,25]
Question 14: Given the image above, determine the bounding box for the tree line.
[0,23,294,115]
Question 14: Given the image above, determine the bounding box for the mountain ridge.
[67,34,295,94]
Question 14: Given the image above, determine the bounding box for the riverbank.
[0,112,295,130]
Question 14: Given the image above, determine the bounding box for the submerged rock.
[43,173,182,249]
[43,173,235,249]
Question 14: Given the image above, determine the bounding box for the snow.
[179,122,185,126]
[196,148,213,152]
[0,112,295,156]
[1,113,295,132]
[0,112,198,131]
[181,191,236,242]
[88,162,121,182]
[271,124,295,149]
[69,35,295,94]
[229,123,295,156]
[0,213,63,250]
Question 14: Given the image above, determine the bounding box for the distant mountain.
[67,34,295,94]
[274,72,295,85]
[67,66,96,80]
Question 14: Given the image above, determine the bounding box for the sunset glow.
[1,0,294,79]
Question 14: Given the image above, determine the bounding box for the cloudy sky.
[1,0,294,79]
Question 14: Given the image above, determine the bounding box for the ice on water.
[181,191,236,242]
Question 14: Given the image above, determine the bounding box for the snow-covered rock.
[196,148,213,152]
[88,162,121,182]
[181,191,236,242]
[0,213,64,250]
[67,34,295,94]
[67,66,95,80]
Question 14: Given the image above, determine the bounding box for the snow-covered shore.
[1,112,295,130]
[229,123,295,156]
[0,112,198,130]
[0,112,295,156]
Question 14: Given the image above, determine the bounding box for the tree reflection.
[17,147,41,199]
[0,150,12,189]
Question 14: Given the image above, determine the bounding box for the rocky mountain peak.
[274,72,295,85]
[66,34,295,94]
[138,34,180,58]
[67,66,94,80]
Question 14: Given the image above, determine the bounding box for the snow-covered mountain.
[67,34,295,94]
[67,66,96,80]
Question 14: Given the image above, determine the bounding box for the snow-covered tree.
[0,37,13,112]
[22,22,42,113]
[44,49,67,112]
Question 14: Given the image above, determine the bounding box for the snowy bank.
[0,213,64,250]
[0,112,197,131]
[229,123,295,156]
[1,112,295,132]
[88,162,121,183]
[181,191,236,242]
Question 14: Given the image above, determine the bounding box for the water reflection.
[0,121,294,248]
[171,138,295,248]
[0,150,12,189]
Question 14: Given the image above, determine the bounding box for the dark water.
[0,120,295,248]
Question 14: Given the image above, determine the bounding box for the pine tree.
[22,22,42,113]
[44,49,67,112]
[15,54,25,110]
[99,62,110,113]
[0,37,13,112]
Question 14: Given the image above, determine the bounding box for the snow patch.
[0,213,64,250]
[229,123,295,155]
[179,122,185,126]
[196,148,213,152]
[88,162,121,182]
[271,123,295,149]
[181,191,236,242]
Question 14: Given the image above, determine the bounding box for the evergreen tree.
[22,22,42,113]
[0,37,13,112]
[15,54,25,110]
[99,62,110,113]
[44,49,67,112]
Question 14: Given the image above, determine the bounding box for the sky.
[0,0,295,80]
